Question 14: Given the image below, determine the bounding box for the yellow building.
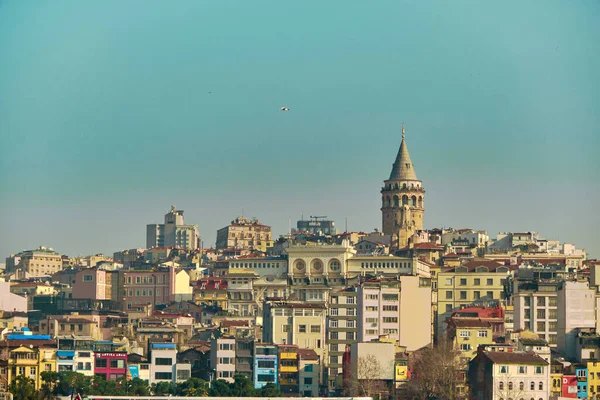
[0,313,28,330]
[216,216,273,252]
[588,361,600,398]
[193,277,228,309]
[7,346,56,390]
[436,260,512,332]
[12,246,62,277]
[447,319,493,366]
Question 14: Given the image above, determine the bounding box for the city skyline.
[1,0,599,258]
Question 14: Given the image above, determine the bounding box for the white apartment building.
[513,287,559,347]
[557,281,596,360]
[357,276,431,351]
[469,351,550,400]
[211,337,236,383]
[149,342,191,384]
[146,205,199,250]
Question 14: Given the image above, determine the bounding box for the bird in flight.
[281,107,290,111]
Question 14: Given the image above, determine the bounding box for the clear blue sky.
[1,0,599,259]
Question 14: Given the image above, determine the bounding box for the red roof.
[452,306,505,319]
[196,278,228,290]
[221,320,250,328]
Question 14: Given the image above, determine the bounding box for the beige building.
[286,240,355,288]
[10,246,62,277]
[436,260,512,333]
[262,301,327,383]
[380,124,425,249]
[147,205,200,250]
[216,216,273,252]
[327,287,358,390]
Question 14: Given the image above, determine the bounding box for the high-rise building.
[295,216,337,235]
[381,124,425,249]
[7,246,63,277]
[146,205,199,250]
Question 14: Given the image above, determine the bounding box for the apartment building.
[254,343,278,389]
[211,337,236,383]
[436,260,512,333]
[148,341,190,384]
[327,287,357,390]
[468,351,550,400]
[147,205,199,250]
[298,348,319,397]
[8,246,63,277]
[235,338,254,380]
[357,276,431,352]
[278,344,299,395]
[224,256,288,278]
[216,216,273,252]
[558,281,596,360]
[223,270,258,317]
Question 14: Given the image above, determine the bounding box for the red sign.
[562,375,578,398]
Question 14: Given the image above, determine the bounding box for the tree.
[9,375,37,400]
[209,379,232,396]
[230,374,256,397]
[402,340,464,400]
[176,377,209,396]
[349,353,392,399]
[256,382,283,397]
[127,378,151,396]
[151,381,178,396]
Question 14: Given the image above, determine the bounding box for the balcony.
[280,366,298,373]
[279,352,297,360]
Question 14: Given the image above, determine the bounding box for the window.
[478,330,488,338]
[500,365,508,374]
[219,343,233,351]
[299,325,307,333]
[219,358,233,364]
[459,330,471,338]
[304,377,313,385]
[487,278,493,286]
[525,297,531,307]
[445,278,453,285]
[474,291,480,300]
[219,371,233,378]
[366,294,379,300]
[537,322,545,332]
[446,304,453,312]
[519,381,524,390]
[549,297,557,306]
[155,372,172,380]
[330,320,338,328]
[95,359,107,368]
[508,382,513,390]
[460,344,471,351]
[538,382,543,390]
[499,382,504,390]
[487,291,494,298]
[330,308,338,316]
[459,278,467,286]
[258,374,275,382]
[474,278,480,286]
[530,381,535,390]
[78,324,83,331]
[549,309,557,319]
[535,366,544,374]
[537,297,545,307]
[518,366,526,374]
[382,294,398,301]
[282,325,291,332]
[346,332,355,340]
[537,309,545,319]
[346,297,355,304]
[83,275,93,282]
[258,361,275,368]
[331,332,338,340]
[446,291,453,299]
[347,308,355,316]
[110,359,125,369]
[383,317,398,323]
[311,325,320,333]
[460,291,467,300]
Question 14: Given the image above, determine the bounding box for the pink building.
[120,268,175,312]
[72,269,114,300]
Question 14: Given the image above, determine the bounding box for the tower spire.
[402,122,405,140]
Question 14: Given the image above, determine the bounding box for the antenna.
[288,217,291,236]
[345,217,348,232]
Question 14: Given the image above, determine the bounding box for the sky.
[0,0,599,259]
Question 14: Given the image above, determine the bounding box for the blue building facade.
[253,343,278,389]
[576,366,588,399]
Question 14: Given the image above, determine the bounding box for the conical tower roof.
[389,124,418,181]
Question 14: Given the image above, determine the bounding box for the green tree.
[209,379,232,397]
[40,371,60,398]
[230,374,256,397]
[151,381,178,396]
[127,378,151,396]
[9,375,37,400]
[256,383,283,397]
[177,377,209,396]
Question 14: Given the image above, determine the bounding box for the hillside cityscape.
[1,131,598,400]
